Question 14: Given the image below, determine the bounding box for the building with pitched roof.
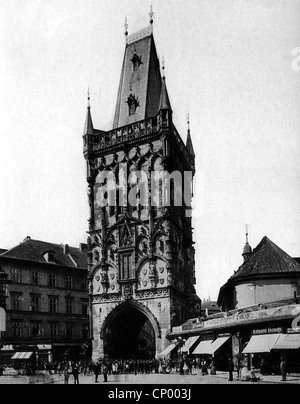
[166,236,300,374]
[218,236,300,311]
[0,237,89,365]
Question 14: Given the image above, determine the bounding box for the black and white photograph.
[0,0,300,389]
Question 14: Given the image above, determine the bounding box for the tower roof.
[233,236,300,280]
[113,26,163,129]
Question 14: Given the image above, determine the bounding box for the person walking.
[63,366,70,385]
[94,362,101,383]
[72,363,80,385]
[280,357,287,382]
[228,358,234,382]
[102,363,108,383]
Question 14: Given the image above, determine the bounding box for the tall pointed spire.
[113,22,162,128]
[84,88,94,136]
[186,114,195,157]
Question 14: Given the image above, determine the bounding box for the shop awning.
[1,345,14,352]
[37,345,52,350]
[273,334,300,350]
[181,336,200,353]
[11,352,33,360]
[157,343,178,358]
[209,336,231,354]
[243,334,284,354]
[192,340,214,355]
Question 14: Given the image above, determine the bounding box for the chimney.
[62,244,69,255]
[80,243,88,253]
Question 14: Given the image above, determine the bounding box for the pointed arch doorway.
[102,302,157,360]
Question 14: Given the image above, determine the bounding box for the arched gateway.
[83,14,200,362]
[101,301,159,359]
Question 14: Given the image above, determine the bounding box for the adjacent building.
[167,236,300,374]
[0,237,89,365]
[218,236,300,311]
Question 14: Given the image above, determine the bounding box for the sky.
[0,0,300,301]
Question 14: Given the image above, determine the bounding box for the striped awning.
[11,352,33,360]
[209,336,231,354]
[181,336,200,353]
[273,334,300,350]
[243,334,284,354]
[157,343,178,358]
[192,340,214,355]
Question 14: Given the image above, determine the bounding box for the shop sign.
[193,305,300,331]
[287,328,300,334]
[253,327,283,335]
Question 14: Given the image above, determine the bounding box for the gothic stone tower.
[83,19,198,361]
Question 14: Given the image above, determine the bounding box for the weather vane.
[87,87,91,108]
[245,224,249,243]
[124,17,129,43]
[162,56,165,77]
[149,5,154,25]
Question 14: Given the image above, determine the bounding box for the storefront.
[168,301,300,374]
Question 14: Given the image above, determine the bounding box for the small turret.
[159,58,173,127]
[242,225,253,262]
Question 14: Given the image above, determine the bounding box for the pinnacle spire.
[159,65,172,112]
[186,114,195,157]
[84,88,94,136]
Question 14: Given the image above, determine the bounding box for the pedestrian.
[210,359,217,376]
[94,362,101,383]
[64,366,70,385]
[102,363,108,383]
[201,360,208,376]
[280,357,287,382]
[228,358,234,382]
[72,363,80,385]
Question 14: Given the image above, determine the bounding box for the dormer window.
[126,93,140,116]
[131,52,143,72]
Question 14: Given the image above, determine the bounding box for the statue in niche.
[149,262,156,277]
[94,249,100,262]
[142,241,148,255]
[159,240,165,254]
[109,248,115,262]
[88,280,93,295]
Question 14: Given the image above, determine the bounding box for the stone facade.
[83,22,199,361]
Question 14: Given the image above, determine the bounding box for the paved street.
[2,372,299,385]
